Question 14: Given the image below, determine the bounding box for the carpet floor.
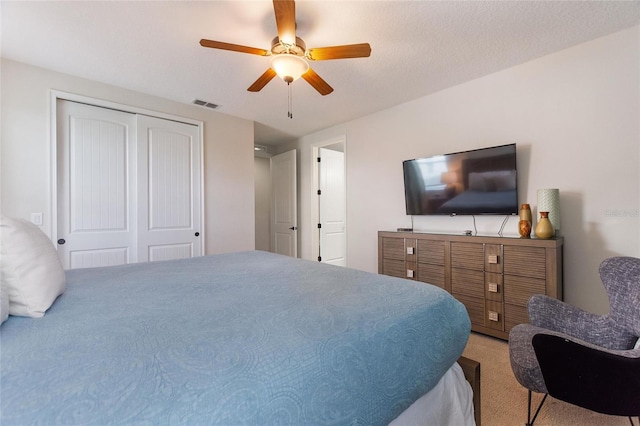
[462,332,632,426]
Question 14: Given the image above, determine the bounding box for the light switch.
[31,213,43,226]
[406,247,414,255]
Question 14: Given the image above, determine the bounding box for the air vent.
[254,145,272,158]
[192,99,220,110]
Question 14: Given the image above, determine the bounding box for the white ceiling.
[2,1,639,146]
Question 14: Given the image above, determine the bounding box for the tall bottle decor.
[535,211,554,239]
[537,188,560,236]
[518,203,532,238]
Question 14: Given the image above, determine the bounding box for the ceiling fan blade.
[200,39,269,56]
[247,68,277,92]
[301,68,333,96]
[307,43,372,61]
[273,0,296,45]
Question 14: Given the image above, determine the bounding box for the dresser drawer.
[504,275,546,307]
[504,246,546,279]
[382,258,406,279]
[484,244,503,274]
[485,300,504,331]
[456,295,485,327]
[417,239,445,265]
[405,238,417,262]
[451,242,484,270]
[452,268,484,299]
[382,237,405,261]
[505,303,529,333]
[417,263,445,289]
[485,272,503,302]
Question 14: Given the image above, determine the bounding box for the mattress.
[1,251,471,425]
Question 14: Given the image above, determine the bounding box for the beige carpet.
[462,332,632,426]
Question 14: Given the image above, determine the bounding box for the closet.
[56,100,202,269]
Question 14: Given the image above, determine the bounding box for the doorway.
[312,137,346,266]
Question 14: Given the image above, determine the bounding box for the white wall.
[254,156,271,251]
[1,58,256,255]
[294,26,640,315]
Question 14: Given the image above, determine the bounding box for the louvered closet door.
[137,115,202,262]
[57,101,138,269]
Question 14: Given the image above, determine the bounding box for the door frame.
[49,90,205,255]
[310,135,346,264]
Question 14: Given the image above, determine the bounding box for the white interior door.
[319,148,346,266]
[137,115,202,262]
[270,149,297,257]
[57,100,138,269]
[57,100,202,269]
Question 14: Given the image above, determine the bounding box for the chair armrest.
[527,294,602,324]
[528,295,638,350]
[527,294,609,334]
[532,332,640,416]
[528,295,601,327]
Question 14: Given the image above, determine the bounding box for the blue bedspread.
[1,251,470,425]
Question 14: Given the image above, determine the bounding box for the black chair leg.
[526,391,547,426]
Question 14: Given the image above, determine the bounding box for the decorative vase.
[518,220,532,238]
[537,189,560,236]
[535,212,554,239]
[518,203,532,238]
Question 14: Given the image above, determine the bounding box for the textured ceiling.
[2,1,639,146]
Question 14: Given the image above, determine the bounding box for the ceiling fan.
[199,0,371,96]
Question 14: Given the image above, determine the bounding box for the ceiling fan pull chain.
[288,82,293,119]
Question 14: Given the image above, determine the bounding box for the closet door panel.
[57,100,137,269]
[137,115,202,262]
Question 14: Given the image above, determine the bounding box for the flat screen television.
[403,143,518,216]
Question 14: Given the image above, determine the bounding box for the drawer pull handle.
[488,282,499,293]
[406,270,414,278]
[488,311,499,322]
[487,255,499,264]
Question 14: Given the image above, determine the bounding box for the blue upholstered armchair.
[509,256,640,425]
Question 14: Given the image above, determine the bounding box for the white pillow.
[0,280,9,324]
[0,215,65,318]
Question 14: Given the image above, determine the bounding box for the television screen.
[403,144,518,216]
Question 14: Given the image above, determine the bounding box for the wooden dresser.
[378,231,563,340]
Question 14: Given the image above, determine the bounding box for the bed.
[1,250,474,425]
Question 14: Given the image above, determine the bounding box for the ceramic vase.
[535,211,554,239]
[518,204,532,238]
[537,189,560,236]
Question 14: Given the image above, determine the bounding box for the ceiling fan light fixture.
[270,54,309,83]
